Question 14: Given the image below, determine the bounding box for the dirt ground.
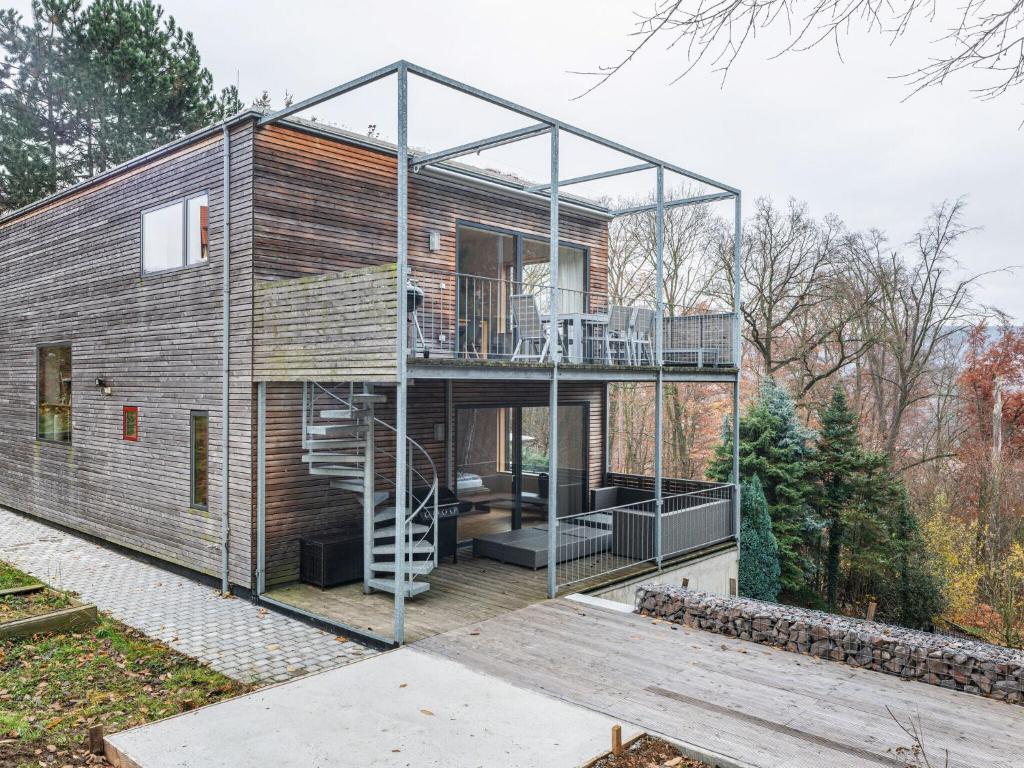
[590,734,710,768]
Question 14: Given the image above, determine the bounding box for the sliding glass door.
[454,403,588,543]
[456,224,589,357]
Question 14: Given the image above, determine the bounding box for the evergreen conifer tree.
[738,475,781,601]
[815,386,861,609]
[1,0,240,211]
[710,379,817,594]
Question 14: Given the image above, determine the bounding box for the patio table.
[558,313,609,363]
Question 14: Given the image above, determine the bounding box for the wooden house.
[0,62,742,645]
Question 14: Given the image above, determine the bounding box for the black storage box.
[299,534,363,588]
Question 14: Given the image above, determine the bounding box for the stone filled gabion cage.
[636,585,1024,705]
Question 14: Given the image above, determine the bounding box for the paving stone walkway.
[0,507,378,684]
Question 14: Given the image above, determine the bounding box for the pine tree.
[738,475,781,602]
[1,0,239,211]
[0,1,81,209]
[815,386,861,610]
[710,379,818,594]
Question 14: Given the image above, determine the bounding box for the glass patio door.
[518,404,587,519]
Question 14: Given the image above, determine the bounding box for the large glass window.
[191,411,209,509]
[143,194,209,273]
[37,345,72,442]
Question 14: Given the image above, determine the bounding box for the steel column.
[393,64,409,644]
[256,382,266,596]
[654,166,665,568]
[547,125,560,599]
[220,125,231,595]
[732,194,743,540]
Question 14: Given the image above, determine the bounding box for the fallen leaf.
[420,709,434,716]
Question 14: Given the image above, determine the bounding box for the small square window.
[142,193,209,274]
[123,406,139,441]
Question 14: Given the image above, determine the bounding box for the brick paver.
[0,508,378,683]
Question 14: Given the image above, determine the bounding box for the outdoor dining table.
[558,312,609,363]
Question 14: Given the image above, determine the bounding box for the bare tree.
[607,188,728,477]
[575,1,1024,110]
[714,197,876,402]
[856,199,983,464]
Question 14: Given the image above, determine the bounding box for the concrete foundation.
[594,544,738,605]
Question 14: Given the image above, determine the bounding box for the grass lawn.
[0,563,37,592]
[0,560,251,767]
[0,589,72,623]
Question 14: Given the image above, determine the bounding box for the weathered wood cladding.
[253,265,398,382]
[262,379,604,586]
[252,124,610,289]
[0,120,256,586]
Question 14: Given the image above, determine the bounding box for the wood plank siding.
[0,120,255,587]
[253,124,610,285]
[253,265,398,382]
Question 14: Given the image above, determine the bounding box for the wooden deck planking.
[415,600,1024,768]
[264,553,550,642]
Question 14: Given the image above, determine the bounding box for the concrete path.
[105,647,639,768]
[417,599,1024,768]
[0,507,376,683]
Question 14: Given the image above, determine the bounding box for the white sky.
[17,0,1022,317]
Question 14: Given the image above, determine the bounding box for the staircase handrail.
[308,382,440,571]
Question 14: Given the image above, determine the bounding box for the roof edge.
[0,109,262,228]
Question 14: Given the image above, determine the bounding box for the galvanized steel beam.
[411,123,551,171]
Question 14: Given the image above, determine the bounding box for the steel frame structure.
[259,61,743,645]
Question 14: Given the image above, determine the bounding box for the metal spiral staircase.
[302,382,439,597]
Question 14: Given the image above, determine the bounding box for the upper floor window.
[142,193,209,274]
[38,345,72,442]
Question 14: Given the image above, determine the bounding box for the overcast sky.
[19,0,1022,316]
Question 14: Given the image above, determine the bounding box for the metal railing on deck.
[555,482,736,590]
[407,265,736,368]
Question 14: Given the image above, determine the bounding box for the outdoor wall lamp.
[428,230,441,252]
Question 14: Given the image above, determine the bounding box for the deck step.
[301,453,366,464]
[373,523,429,538]
[365,578,430,597]
[308,465,365,478]
[370,561,435,575]
[372,541,435,556]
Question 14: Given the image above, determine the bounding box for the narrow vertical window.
[123,406,139,441]
[186,194,209,264]
[37,345,72,442]
[191,411,209,509]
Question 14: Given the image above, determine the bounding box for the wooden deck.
[416,599,1024,768]
[264,552,551,643]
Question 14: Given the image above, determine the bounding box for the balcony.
[407,266,738,370]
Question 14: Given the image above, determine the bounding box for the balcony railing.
[554,479,736,590]
[407,265,737,368]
